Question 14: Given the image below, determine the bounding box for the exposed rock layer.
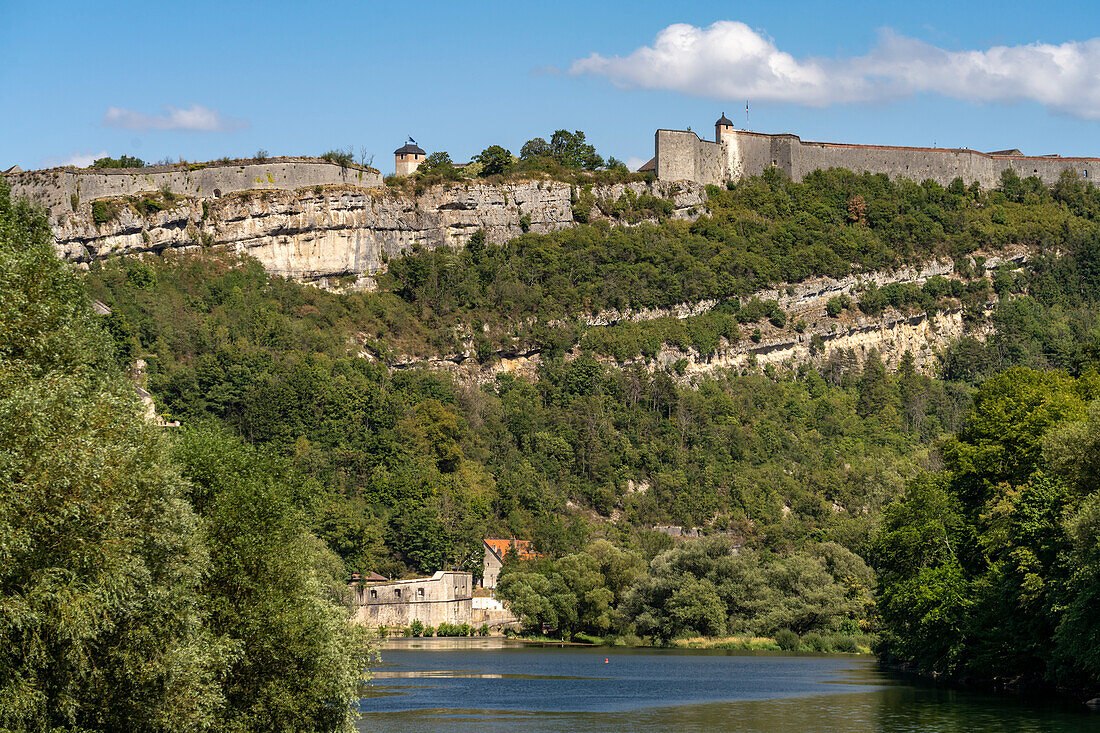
[49,179,704,282]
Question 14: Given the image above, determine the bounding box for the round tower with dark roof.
[394,140,426,176]
[715,113,735,144]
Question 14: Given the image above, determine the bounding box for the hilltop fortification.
[8,157,383,217]
[650,117,1100,188]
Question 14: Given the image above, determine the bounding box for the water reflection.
[356,641,1099,732]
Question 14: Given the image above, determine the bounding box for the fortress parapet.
[6,157,383,217]
[654,118,1100,188]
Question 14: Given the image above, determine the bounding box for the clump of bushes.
[91,199,120,224]
[321,148,354,167]
[91,155,144,169]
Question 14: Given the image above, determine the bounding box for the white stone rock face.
[48,179,704,282]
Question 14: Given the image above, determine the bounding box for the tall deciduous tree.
[0,178,226,730]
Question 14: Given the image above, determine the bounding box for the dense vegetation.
[87,248,979,582]
[9,155,1100,726]
[91,154,145,169]
[498,537,875,649]
[876,367,1100,689]
[378,167,1100,361]
[0,180,370,732]
[388,129,643,192]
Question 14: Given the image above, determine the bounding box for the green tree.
[549,130,603,170]
[173,426,371,733]
[0,179,225,731]
[473,146,513,177]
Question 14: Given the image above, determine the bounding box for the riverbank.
[388,629,878,655]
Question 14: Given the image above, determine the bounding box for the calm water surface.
[357,638,1099,732]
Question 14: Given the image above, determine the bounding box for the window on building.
[369,589,377,599]
[394,588,401,598]
[417,588,424,597]
[1085,169,1089,178]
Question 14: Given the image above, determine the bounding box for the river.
[356,638,1098,732]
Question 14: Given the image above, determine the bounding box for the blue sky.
[3,0,1100,172]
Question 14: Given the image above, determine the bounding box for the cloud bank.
[570,21,1100,120]
[103,104,248,132]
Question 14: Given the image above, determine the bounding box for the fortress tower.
[715,113,735,144]
[394,140,426,176]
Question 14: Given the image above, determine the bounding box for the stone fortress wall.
[351,571,473,628]
[8,157,383,217]
[656,124,1100,188]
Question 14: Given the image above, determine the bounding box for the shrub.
[91,155,145,169]
[409,619,424,637]
[321,148,354,167]
[775,629,800,651]
[91,200,120,224]
[478,624,490,637]
[832,635,859,653]
[802,633,830,652]
[422,625,435,638]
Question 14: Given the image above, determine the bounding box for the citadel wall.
[350,570,473,628]
[8,157,383,217]
[658,128,1100,188]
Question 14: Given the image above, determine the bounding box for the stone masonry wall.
[657,129,1100,188]
[8,158,383,218]
[350,571,473,628]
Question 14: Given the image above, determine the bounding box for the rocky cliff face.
[388,253,1023,381]
[51,179,704,283]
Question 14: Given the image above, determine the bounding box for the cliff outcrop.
[49,178,704,283]
[387,253,1022,381]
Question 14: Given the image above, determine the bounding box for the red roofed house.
[482,538,538,590]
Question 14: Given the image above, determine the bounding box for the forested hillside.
[0,179,370,732]
[36,164,1100,689]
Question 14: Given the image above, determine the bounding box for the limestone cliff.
[51,179,704,283]
[387,252,1024,381]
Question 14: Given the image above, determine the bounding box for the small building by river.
[351,571,473,628]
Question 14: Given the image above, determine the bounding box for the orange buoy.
[604,658,609,663]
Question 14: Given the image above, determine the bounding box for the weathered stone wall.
[656,128,1100,188]
[351,571,473,628]
[8,158,383,217]
[655,130,704,183]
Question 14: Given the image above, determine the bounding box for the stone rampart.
[351,570,473,629]
[658,128,1100,188]
[7,157,383,217]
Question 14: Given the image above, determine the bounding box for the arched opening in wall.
[213,188,221,198]
[1033,169,1038,174]
[772,159,777,166]
[1084,169,1089,178]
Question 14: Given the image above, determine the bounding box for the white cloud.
[103,104,248,132]
[40,150,110,168]
[570,22,1100,120]
[625,156,649,171]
